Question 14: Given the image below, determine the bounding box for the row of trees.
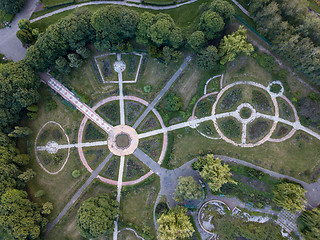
[23,2,254,74]
[0,0,25,14]
[0,132,49,239]
[249,0,320,85]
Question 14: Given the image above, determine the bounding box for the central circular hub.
[116,133,130,148]
[240,107,252,119]
[108,125,139,156]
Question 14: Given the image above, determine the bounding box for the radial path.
[40,73,113,133]
[47,152,113,233]
[132,56,192,129]
[36,140,109,151]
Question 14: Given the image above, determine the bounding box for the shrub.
[143,85,152,93]
[165,92,182,112]
[270,83,282,94]
[35,190,45,198]
[256,53,275,72]
[72,170,81,178]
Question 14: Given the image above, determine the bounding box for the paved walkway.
[36,140,109,151]
[47,152,113,233]
[0,0,39,61]
[41,73,113,133]
[132,56,192,129]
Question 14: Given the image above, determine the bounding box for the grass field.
[121,53,141,81]
[120,175,160,239]
[169,128,320,182]
[46,180,116,240]
[42,0,75,8]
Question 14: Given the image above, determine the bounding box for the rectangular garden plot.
[121,53,143,83]
[94,53,118,83]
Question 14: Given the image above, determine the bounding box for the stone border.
[198,200,232,234]
[94,52,143,84]
[34,121,71,175]
[78,96,168,185]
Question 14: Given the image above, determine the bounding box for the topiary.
[143,85,152,93]
[72,170,81,178]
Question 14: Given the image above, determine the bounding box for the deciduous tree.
[298,207,320,240]
[273,182,306,212]
[196,45,219,70]
[0,0,25,14]
[157,206,194,240]
[187,31,207,52]
[218,26,254,65]
[199,10,224,40]
[0,189,47,240]
[199,154,236,192]
[76,194,119,239]
[174,176,202,202]
[209,0,235,23]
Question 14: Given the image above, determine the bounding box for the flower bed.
[125,101,144,125]
[252,90,272,114]
[220,88,242,111]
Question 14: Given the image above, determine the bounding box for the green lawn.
[46,180,116,240]
[169,128,320,182]
[0,9,14,28]
[42,0,75,8]
[120,175,160,239]
[308,0,320,13]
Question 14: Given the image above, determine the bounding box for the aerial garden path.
[37,54,320,239]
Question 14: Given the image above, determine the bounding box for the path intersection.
[35,54,320,239]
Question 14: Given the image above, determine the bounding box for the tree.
[18,169,36,182]
[55,56,70,74]
[196,45,220,70]
[273,182,306,212]
[298,207,320,240]
[199,154,236,192]
[76,194,119,239]
[169,27,184,49]
[91,6,139,49]
[16,29,35,45]
[218,26,254,65]
[13,154,30,166]
[187,31,207,52]
[0,189,47,240]
[165,92,182,112]
[8,126,32,138]
[157,206,194,240]
[136,12,156,45]
[18,19,31,31]
[76,47,91,59]
[68,53,83,69]
[199,10,225,40]
[0,0,25,14]
[174,176,202,202]
[41,202,53,215]
[162,46,182,64]
[209,0,235,23]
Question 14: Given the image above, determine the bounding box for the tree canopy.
[199,10,225,40]
[91,6,139,50]
[0,189,47,240]
[0,61,39,133]
[76,194,119,239]
[195,154,236,192]
[157,206,194,240]
[196,45,220,70]
[174,176,202,202]
[218,26,254,65]
[273,182,306,212]
[0,0,25,14]
[298,207,320,240]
